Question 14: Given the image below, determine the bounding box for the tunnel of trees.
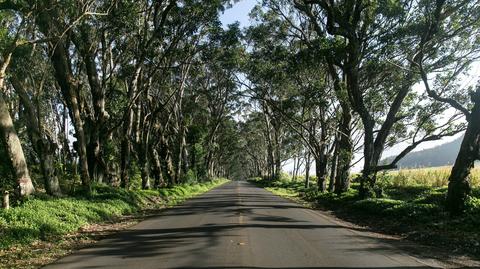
[0,0,479,215]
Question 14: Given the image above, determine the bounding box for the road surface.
[44,181,442,269]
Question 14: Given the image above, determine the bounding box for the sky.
[220,0,258,28]
[220,1,475,174]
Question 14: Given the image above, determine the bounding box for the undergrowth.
[0,178,228,250]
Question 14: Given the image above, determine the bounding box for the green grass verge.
[250,178,480,258]
[0,178,228,250]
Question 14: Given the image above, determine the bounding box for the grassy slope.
[0,179,228,250]
[252,177,480,259]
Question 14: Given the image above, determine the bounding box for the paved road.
[44,181,442,269]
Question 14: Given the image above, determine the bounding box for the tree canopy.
[0,0,479,215]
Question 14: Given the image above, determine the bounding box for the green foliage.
[0,179,227,250]
[182,169,197,184]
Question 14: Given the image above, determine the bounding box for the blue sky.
[220,0,258,28]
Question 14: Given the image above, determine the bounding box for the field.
[379,166,480,188]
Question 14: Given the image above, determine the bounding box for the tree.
[0,9,35,196]
[295,0,472,196]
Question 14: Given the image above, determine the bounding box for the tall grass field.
[379,166,480,188]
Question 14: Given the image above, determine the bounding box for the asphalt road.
[44,181,443,269]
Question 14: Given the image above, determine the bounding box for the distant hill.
[382,136,463,169]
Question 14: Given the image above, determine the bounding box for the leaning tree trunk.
[446,89,480,214]
[0,92,35,197]
[0,52,34,196]
[273,127,282,181]
[174,126,186,183]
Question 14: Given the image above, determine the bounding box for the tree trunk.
[292,156,297,181]
[175,126,186,183]
[49,42,91,189]
[35,9,91,189]
[446,89,480,214]
[315,154,327,192]
[0,92,35,197]
[334,109,353,194]
[160,135,175,185]
[140,125,151,190]
[326,60,354,194]
[329,143,338,192]
[120,110,134,189]
[305,151,311,188]
[0,52,34,197]
[73,29,109,184]
[151,147,164,188]
[120,65,142,189]
[273,127,282,181]
[11,77,60,195]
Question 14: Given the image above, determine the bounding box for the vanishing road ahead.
[45,181,443,269]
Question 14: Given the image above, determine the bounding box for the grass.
[0,178,228,250]
[250,167,480,258]
[379,166,480,188]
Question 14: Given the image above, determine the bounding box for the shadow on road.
[44,181,466,269]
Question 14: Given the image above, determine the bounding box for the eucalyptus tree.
[186,24,243,179]
[245,5,342,190]
[407,1,480,214]
[0,7,35,196]
[443,84,480,214]
[294,0,473,196]
[10,55,62,195]
[244,18,290,181]
[253,0,354,193]
[238,111,271,179]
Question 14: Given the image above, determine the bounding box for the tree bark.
[120,65,142,189]
[11,77,60,195]
[446,88,480,214]
[329,141,338,192]
[0,51,35,197]
[151,147,164,188]
[334,109,353,194]
[72,28,109,184]
[50,42,91,189]
[305,151,311,188]
[315,154,327,192]
[34,5,91,189]
[139,124,151,190]
[0,90,35,197]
